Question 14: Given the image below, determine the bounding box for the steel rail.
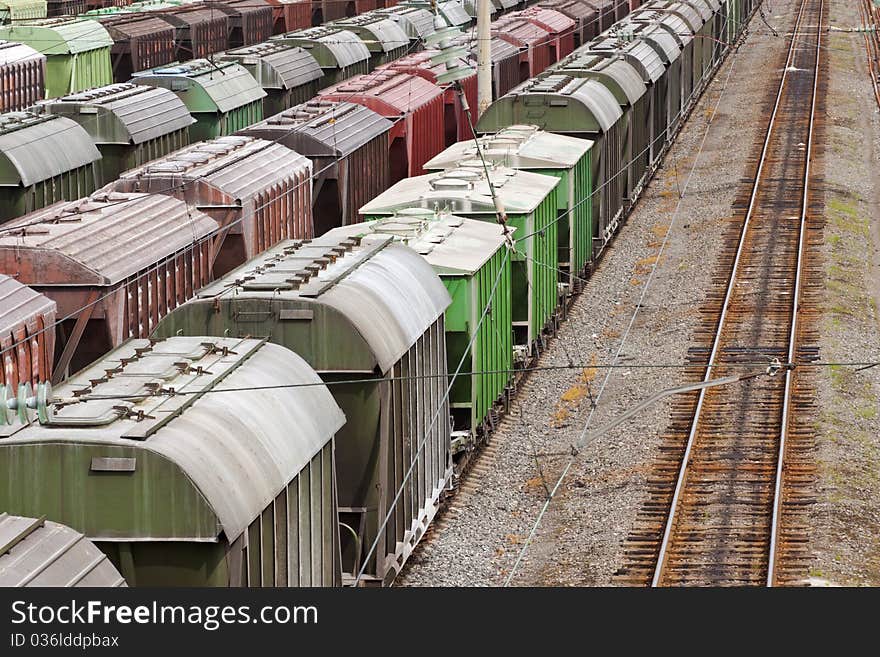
[766,0,823,587]
[650,0,817,588]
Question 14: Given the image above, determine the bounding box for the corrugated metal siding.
[157,7,229,60]
[331,16,409,56]
[375,6,435,39]
[0,19,112,55]
[0,0,46,22]
[133,60,266,113]
[0,41,45,113]
[517,7,576,61]
[492,17,553,78]
[99,16,176,82]
[0,514,126,587]
[0,274,55,388]
[219,42,322,91]
[206,0,274,48]
[273,27,370,71]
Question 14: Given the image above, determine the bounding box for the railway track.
[857,0,880,109]
[615,0,826,587]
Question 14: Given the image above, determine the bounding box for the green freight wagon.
[360,165,560,354]
[373,6,436,44]
[272,27,371,88]
[0,0,46,22]
[329,15,410,68]
[425,125,594,284]
[32,83,193,183]
[152,234,453,586]
[0,513,126,587]
[0,111,100,222]
[477,73,624,257]
[0,18,112,98]
[218,42,322,117]
[0,336,346,587]
[132,59,266,141]
[323,210,512,455]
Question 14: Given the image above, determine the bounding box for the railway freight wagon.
[555,52,650,203]
[0,0,46,22]
[453,33,524,100]
[106,136,312,277]
[0,274,55,389]
[0,112,101,222]
[0,19,113,98]
[157,5,230,61]
[264,0,310,34]
[331,15,410,68]
[373,5,436,44]
[0,514,126,587]
[377,49,476,147]
[273,27,371,87]
[360,165,560,352]
[93,13,177,82]
[0,192,218,377]
[492,15,553,79]
[425,125,594,284]
[132,60,266,141]
[0,41,45,113]
[319,71,444,182]
[537,0,601,47]
[238,100,392,234]
[152,234,454,586]
[516,8,576,63]
[0,336,346,587]
[403,0,471,30]
[203,0,273,49]
[323,211,513,454]
[218,42,322,117]
[33,83,194,183]
[477,73,625,255]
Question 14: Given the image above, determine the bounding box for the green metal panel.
[96,128,190,182]
[0,0,46,21]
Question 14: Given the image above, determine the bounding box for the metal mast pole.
[477,0,492,116]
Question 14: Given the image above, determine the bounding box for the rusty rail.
[857,0,880,110]
[615,0,825,587]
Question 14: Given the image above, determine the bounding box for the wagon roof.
[360,165,560,216]
[36,83,194,146]
[491,16,551,46]
[319,71,444,117]
[517,7,576,33]
[641,1,703,32]
[323,210,508,276]
[425,124,593,170]
[0,193,218,286]
[113,135,312,202]
[0,274,56,336]
[241,100,393,158]
[436,0,471,27]
[330,15,409,53]
[273,27,370,69]
[3,337,345,543]
[96,14,176,40]
[373,6,436,39]
[679,0,712,21]
[537,0,599,23]
[0,39,44,66]
[158,6,230,28]
[197,236,451,372]
[0,113,100,187]
[631,8,694,46]
[0,18,113,55]
[0,0,45,21]
[219,43,322,91]
[612,17,681,63]
[205,0,272,16]
[586,34,666,82]
[557,52,650,103]
[132,59,266,112]
[0,513,126,587]
[379,49,474,85]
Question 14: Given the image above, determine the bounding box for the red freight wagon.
[377,49,476,147]
[206,0,275,48]
[238,100,393,234]
[318,71,445,182]
[313,0,376,24]
[537,0,601,46]
[453,33,524,100]
[491,16,553,79]
[0,41,45,113]
[47,0,86,17]
[96,15,176,82]
[516,7,576,63]
[0,275,55,389]
[106,136,313,277]
[158,6,229,61]
[0,193,217,378]
[590,0,620,30]
[264,0,311,34]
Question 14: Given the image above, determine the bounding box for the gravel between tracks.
[807,0,880,586]
[397,2,804,587]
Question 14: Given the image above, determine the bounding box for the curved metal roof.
[0,193,218,286]
[454,32,523,63]
[0,0,46,21]
[573,37,666,82]
[319,71,444,117]
[240,100,393,158]
[374,6,436,39]
[324,210,508,276]
[195,235,451,373]
[3,337,345,542]
[680,0,712,21]
[0,513,126,587]
[0,274,55,337]
[272,27,370,70]
[132,59,266,113]
[330,15,409,53]
[0,39,44,66]
[0,18,112,55]
[360,165,560,217]
[477,74,622,134]
[646,1,703,32]
[34,83,194,146]
[218,42,322,91]
[613,18,681,64]
[425,124,593,170]
[0,112,100,187]
[557,54,649,104]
